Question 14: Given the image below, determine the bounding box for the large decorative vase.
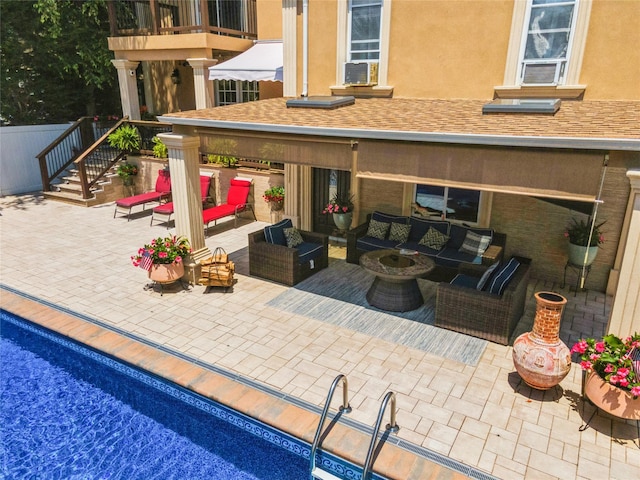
[584,371,640,420]
[333,212,353,231]
[148,262,185,284]
[567,243,598,266]
[512,292,571,390]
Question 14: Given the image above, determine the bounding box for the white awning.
[208,40,283,82]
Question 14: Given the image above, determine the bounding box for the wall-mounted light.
[170,68,181,85]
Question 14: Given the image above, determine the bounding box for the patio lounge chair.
[114,169,171,221]
[150,175,213,228]
[202,178,256,233]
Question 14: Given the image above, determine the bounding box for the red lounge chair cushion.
[116,191,168,208]
[227,179,251,205]
[202,204,239,223]
[153,202,174,214]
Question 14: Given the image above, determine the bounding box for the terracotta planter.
[512,292,571,390]
[270,200,284,211]
[148,262,184,284]
[333,212,353,231]
[584,371,640,420]
[568,243,598,266]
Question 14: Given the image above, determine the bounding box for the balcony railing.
[108,0,257,39]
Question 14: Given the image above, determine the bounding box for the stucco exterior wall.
[257,0,283,40]
[580,0,640,99]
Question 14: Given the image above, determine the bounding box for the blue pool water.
[0,311,316,479]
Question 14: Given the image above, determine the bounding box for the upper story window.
[518,0,578,85]
[348,0,383,61]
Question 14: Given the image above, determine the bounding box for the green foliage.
[205,139,238,167]
[0,0,120,125]
[263,186,284,203]
[152,137,168,159]
[116,161,138,179]
[108,125,141,153]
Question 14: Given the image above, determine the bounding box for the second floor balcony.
[107,0,257,40]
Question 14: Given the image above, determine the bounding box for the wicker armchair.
[435,259,531,345]
[248,229,329,286]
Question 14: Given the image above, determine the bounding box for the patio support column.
[157,132,210,285]
[111,60,141,120]
[300,166,312,231]
[187,58,217,109]
[607,169,640,338]
[284,164,300,228]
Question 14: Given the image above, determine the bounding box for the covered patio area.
[1,193,636,479]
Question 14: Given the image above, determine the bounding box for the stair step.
[311,467,343,480]
[43,190,100,207]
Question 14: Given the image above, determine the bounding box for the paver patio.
[0,194,638,480]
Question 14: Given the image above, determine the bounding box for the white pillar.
[187,58,217,109]
[157,132,210,284]
[607,169,640,338]
[282,0,297,97]
[111,60,141,120]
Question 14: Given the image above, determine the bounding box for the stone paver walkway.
[0,194,638,480]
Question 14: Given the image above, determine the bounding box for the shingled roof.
[161,98,640,151]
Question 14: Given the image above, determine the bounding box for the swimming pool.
[0,310,367,480]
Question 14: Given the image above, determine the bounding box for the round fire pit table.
[359,249,435,312]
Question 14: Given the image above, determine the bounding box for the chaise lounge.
[150,174,213,228]
[114,169,171,221]
[202,178,256,233]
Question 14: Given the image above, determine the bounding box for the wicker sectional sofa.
[346,211,506,276]
[435,258,531,345]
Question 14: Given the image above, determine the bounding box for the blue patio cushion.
[435,248,482,269]
[449,224,493,250]
[450,274,480,289]
[371,211,409,225]
[357,236,398,252]
[487,257,521,295]
[476,261,500,291]
[408,217,449,243]
[396,241,441,258]
[296,242,324,264]
[388,222,411,243]
[264,218,293,246]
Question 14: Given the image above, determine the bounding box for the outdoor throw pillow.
[366,219,390,240]
[487,257,520,295]
[419,227,449,250]
[476,261,500,291]
[388,222,411,243]
[459,231,492,256]
[284,227,304,248]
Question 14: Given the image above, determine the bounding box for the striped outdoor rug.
[266,261,487,366]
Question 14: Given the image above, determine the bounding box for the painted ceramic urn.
[513,292,571,390]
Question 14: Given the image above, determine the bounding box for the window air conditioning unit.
[343,62,378,86]
[521,62,562,85]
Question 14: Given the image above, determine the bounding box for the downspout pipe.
[301,0,308,97]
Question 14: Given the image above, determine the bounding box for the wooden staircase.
[43,166,126,207]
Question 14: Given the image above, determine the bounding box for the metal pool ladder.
[310,374,352,480]
[310,375,400,480]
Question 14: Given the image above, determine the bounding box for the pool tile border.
[1,285,497,480]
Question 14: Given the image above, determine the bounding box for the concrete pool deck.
[0,194,638,479]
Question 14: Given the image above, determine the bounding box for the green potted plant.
[116,161,138,186]
[564,217,605,266]
[152,136,168,159]
[108,124,141,155]
[263,185,284,210]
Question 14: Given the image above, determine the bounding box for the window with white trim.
[215,80,259,106]
[518,0,578,85]
[348,0,382,61]
[414,185,483,224]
